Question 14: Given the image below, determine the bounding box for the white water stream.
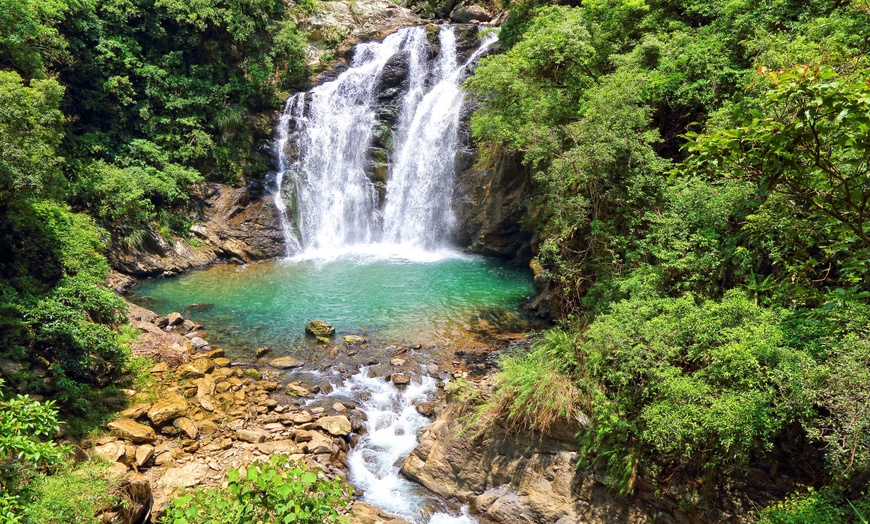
[329,369,475,524]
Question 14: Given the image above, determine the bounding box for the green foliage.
[759,488,870,524]
[686,65,870,249]
[20,460,121,524]
[0,0,68,79]
[0,71,66,204]
[574,291,814,491]
[478,328,583,432]
[0,379,68,519]
[161,455,351,524]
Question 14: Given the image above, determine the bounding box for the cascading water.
[328,368,476,524]
[271,24,499,524]
[273,26,497,257]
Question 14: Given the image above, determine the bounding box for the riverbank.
[90,297,531,523]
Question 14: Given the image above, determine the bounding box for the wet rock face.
[108,182,284,277]
[453,150,535,264]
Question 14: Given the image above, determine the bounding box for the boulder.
[305,320,335,337]
[316,415,352,437]
[120,403,152,420]
[189,337,210,350]
[108,419,157,444]
[134,444,154,468]
[344,334,368,344]
[94,441,126,463]
[257,440,298,454]
[236,428,267,444]
[270,356,305,369]
[173,417,198,439]
[349,501,411,524]
[286,382,313,396]
[147,399,188,426]
[159,462,210,489]
[391,373,411,385]
[177,358,215,378]
[449,4,492,23]
[166,312,184,326]
[256,380,281,392]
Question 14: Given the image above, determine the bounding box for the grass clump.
[21,461,122,524]
[477,328,584,434]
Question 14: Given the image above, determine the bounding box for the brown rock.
[120,403,152,420]
[174,417,198,439]
[236,428,267,443]
[316,415,352,437]
[159,462,210,489]
[256,380,280,392]
[305,319,335,337]
[177,358,215,378]
[349,501,411,524]
[391,373,411,385]
[94,441,126,463]
[147,399,188,426]
[166,312,184,326]
[108,419,157,444]
[286,382,312,396]
[134,444,154,468]
[270,356,305,369]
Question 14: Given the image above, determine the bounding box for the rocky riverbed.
[91,300,496,523]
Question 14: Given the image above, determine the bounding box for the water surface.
[131,252,534,359]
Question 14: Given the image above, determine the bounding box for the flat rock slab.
[316,415,352,437]
[159,462,211,489]
[270,356,305,369]
[148,399,188,426]
[236,428,268,444]
[108,419,157,444]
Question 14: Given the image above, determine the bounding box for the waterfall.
[273,26,497,257]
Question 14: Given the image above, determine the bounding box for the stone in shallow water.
[270,356,305,369]
[391,373,410,385]
[306,319,335,337]
[344,334,367,344]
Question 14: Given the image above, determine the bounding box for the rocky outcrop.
[305,0,422,67]
[108,182,284,277]
[454,150,535,264]
[401,404,656,524]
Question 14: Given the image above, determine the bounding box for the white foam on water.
[328,368,477,523]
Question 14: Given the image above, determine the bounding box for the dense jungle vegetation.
[2,0,870,521]
[0,0,310,518]
[466,0,870,520]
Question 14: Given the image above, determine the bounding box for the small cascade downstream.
[328,369,475,524]
[273,25,497,257]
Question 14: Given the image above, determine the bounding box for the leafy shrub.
[577,291,815,491]
[759,488,870,524]
[0,379,67,520]
[161,455,351,524]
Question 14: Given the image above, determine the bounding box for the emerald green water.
[130,254,535,359]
